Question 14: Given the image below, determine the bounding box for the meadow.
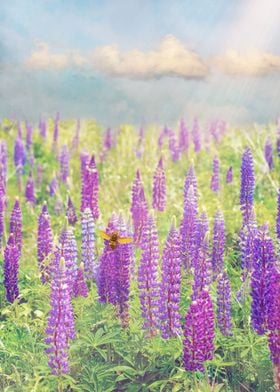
[0,118,279,392]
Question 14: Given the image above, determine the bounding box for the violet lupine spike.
[192,232,212,300]
[66,196,77,225]
[25,172,36,206]
[277,190,280,240]
[39,117,47,139]
[130,170,149,246]
[250,224,275,335]
[179,119,189,153]
[264,138,273,171]
[59,145,70,183]
[3,233,20,303]
[135,126,144,158]
[80,151,90,211]
[52,114,59,152]
[73,263,88,298]
[14,134,26,176]
[168,130,180,162]
[115,214,133,327]
[49,175,58,197]
[212,210,225,279]
[71,118,80,150]
[240,147,255,226]
[81,208,96,280]
[0,140,8,190]
[152,157,166,212]
[158,126,170,149]
[138,213,160,336]
[45,257,75,375]
[181,184,198,270]
[98,214,119,304]
[184,164,198,201]
[183,288,215,372]
[277,137,280,158]
[159,220,182,339]
[210,156,220,193]
[192,118,201,153]
[54,197,63,215]
[25,121,33,150]
[0,179,6,243]
[191,211,209,268]
[9,198,22,254]
[217,271,232,336]
[37,202,53,283]
[226,166,233,184]
[81,155,100,219]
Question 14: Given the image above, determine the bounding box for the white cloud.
[91,35,208,79]
[25,42,87,70]
[213,50,280,76]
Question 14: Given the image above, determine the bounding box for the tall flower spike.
[73,263,88,298]
[192,118,201,153]
[250,224,275,335]
[276,190,280,240]
[210,156,220,192]
[14,134,26,187]
[39,117,47,139]
[0,140,8,190]
[181,184,198,270]
[66,196,77,225]
[184,164,197,201]
[9,198,22,254]
[159,219,182,339]
[264,138,273,171]
[81,155,100,219]
[81,208,96,280]
[37,202,53,283]
[152,157,166,212]
[25,172,36,206]
[52,113,59,152]
[240,147,255,226]
[191,211,209,269]
[168,130,180,161]
[183,288,215,372]
[138,213,160,336]
[71,118,80,150]
[49,175,58,197]
[131,170,148,246]
[212,210,225,279]
[59,145,70,183]
[0,179,6,244]
[192,231,212,300]
[178,119,189,153]
[3,233,20,303]
[217,271,232,336]
[25,121,33,150]
[226,166,233,184]
[45,257,75,375]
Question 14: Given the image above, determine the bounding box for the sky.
[1,0,280,126]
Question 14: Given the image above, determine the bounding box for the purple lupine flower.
[184,164,198,201]
[17,121,23,139]
[266,266,280,369]
[158,126,170,149]
[98,214,118,304]
[168,130,180,161]
[37,202,53,283]
[135,126,144,158]
[181,185,198,270]
[81,208,96,280]
[66,196,77,225]
[49,175,58,196]
[226,166,233,184]
[152,157,166,212]
[25,172,36,206]
[131,170,149,246]
[52,113,59,152]
[264,139,273,170]
[45,257,75,375]
[191,211,209,268]
[80,151,90,211]
[73,263,88,298]
[277,190,280,240]
[9,198,22,254]
[183,288,215,372]
[0,140,8,190]
[14,134,26,182]
[25,121,33,150]
[212,210,225,279]
[217,271,232,336]
[192,232,212,300]
[3,233,20,303]
[115,214,133,327]
[71,118,80,150]
[138,213,160,336]
[59,145,70,183]
[277,137,280,158]
[0,179,6,243]
[240,147,255,226]
[54,197,63,215]
[39,117,47,139]
[159,220,181,338]
[178,119,189,153]
[250,224,275,335]
[192,118,201,153]
[56,226,78,297]
[210,156,220,192]
[81,155,99,219]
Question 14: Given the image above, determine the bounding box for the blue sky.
[1,0,280,126]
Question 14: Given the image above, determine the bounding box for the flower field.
[0,118,279,392]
